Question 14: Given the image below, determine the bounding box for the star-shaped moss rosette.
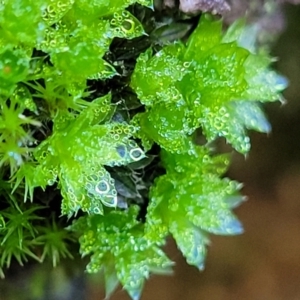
[131,14,287,154]
[0,203,43,270]
[146,144,243,269]
[13,94,145,217]
[70,206,173,300]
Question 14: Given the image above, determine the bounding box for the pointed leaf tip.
[274,74,289,91]
[126,285,143,300]
[214,218,244,235]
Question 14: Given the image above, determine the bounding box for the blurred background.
[2,1,300,300]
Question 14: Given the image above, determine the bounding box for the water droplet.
[93,207,102,214]
[95,180,110,194]
[129,148,144,161]
[102,195,118,207]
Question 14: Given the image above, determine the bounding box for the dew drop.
[95,180,110,194]
[129,148,144,161]
[93,207,102,214]
[102,195,118,207]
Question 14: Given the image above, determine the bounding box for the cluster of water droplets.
[148,103,193,151]
[42,0,74,25]
[84,167,118,211]
[80,122,145,167]
[33,142,59,186]
[38,22,70,53]
[199,104,248,153]
[109,11,144,39]
[132,48,190,107]
[50,40,104,79]
[115,140,145,163]
[60,175,85,216]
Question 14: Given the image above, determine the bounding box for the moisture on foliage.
[0,1,286,299]
[131,15,285,154]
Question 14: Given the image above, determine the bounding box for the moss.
[0,1,286,299]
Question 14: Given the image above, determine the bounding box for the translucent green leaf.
[72,94,113,128]
[188,43,249,105]
[37,24,71,54]
[109,11,145,39]
[242,54,287,102]
[200,100,271,153]
[42,0,74,26]
[200,104,251,153]
[103,265,119,299]
[59,162,108,216]
[209,212,243,235]
[222,18,246,44]
[186,179,242,234]
[160,145,230,175]
[185,14,222,61]
[231,101,271,133]
[235,24,260,53]
[170,222,208,270]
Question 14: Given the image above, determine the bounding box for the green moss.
[131,14,284,154]
[0,2,286,299]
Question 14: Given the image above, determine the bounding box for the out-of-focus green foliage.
[0,1,286,299]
